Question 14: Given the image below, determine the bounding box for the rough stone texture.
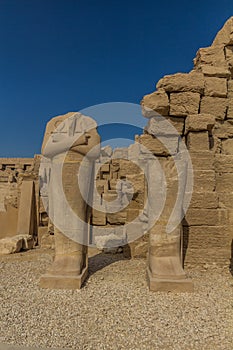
[156,72,205,93]
[185,114,215,134]
[200,96,227,120]
[186,131,210,152]
[204,77,227,97]
[141,89,169,115]
[170,92,200,116]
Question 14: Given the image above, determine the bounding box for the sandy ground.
[0,248,232,350]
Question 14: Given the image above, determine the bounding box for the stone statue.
[40,112,100,289]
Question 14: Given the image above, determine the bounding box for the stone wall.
[141,17,233,267]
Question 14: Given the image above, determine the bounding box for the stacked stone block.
[141,17,233,267]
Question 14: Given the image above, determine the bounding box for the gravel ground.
[0,248,232,350]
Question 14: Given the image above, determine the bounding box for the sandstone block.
[139,134,179,156]
[189,152,215,170]
[218,193,233,208]
[222,138,233,155]
[185,192,218,209]
[107,211,127,225]
[141,89,169,115]
[186,131,210,152]
[212,17,233,46]
[213,120,233,138]
[126,208,140,222]
[112,148,128,159]
[194,46,226,68]
[226,93,233,119]
[96,179,109,194]
[156,72,205,93]
[100,163,110,173]
[192,170,216,192]
[128,143,141,160]
[216,173,233,192]
[200,96,227,120]
[185,114,215,134]
[0,236,23,255]
[214,155,233,172]
[200,65,231,78]
[92,209,106,226]
[183,225,232,266]
[185,209,228,226]
[170,92,200,116]
[101,146,113,157]
[95,233,125,251]
[145,116,184,136]
[204,77,227,97]
[118,159,142,178]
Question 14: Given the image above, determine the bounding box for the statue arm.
[42,133,88,159]
[70,128,101,159]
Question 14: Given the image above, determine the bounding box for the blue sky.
[1,0,233,156]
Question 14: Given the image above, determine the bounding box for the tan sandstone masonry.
[141,16,233,268]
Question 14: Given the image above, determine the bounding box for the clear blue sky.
[1,0,233,156]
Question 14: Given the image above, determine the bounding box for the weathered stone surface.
[141,89,169,116]
[194,46,226,68]
[185,114,215,134]
[40,233,55,249]
[107,211,127,224]
[200,96,227,120]
[118,159,142,178]
[96,179,109,194]
[218,193,233,208]
[200,65,231,78]
[170,92,200,116]
[216,173,233,192]
[126,208,140,222]
[192,170,216,192]
[187,131,210,152]
[145,116,184,136]
[92,209,106,226]
[212,17,233,46]
[156,72,205,93]
[185,209,228,226]
[139,134,179,156]
[95,233,125,252]
[189,152,215,170]
[204,77,227,97]
[226,90,233,119]
[214,155,233,172]
[184,225,232,266]
[0,235,23,255]
[222,138,233,154]
[112,148,128,159]
[100,146,113,157]
[213,120,233,138]
[186,192,218,209]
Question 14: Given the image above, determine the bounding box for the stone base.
[39,265,88,290]
[146,267,194,292]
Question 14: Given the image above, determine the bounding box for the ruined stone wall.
[141,17,233,267]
